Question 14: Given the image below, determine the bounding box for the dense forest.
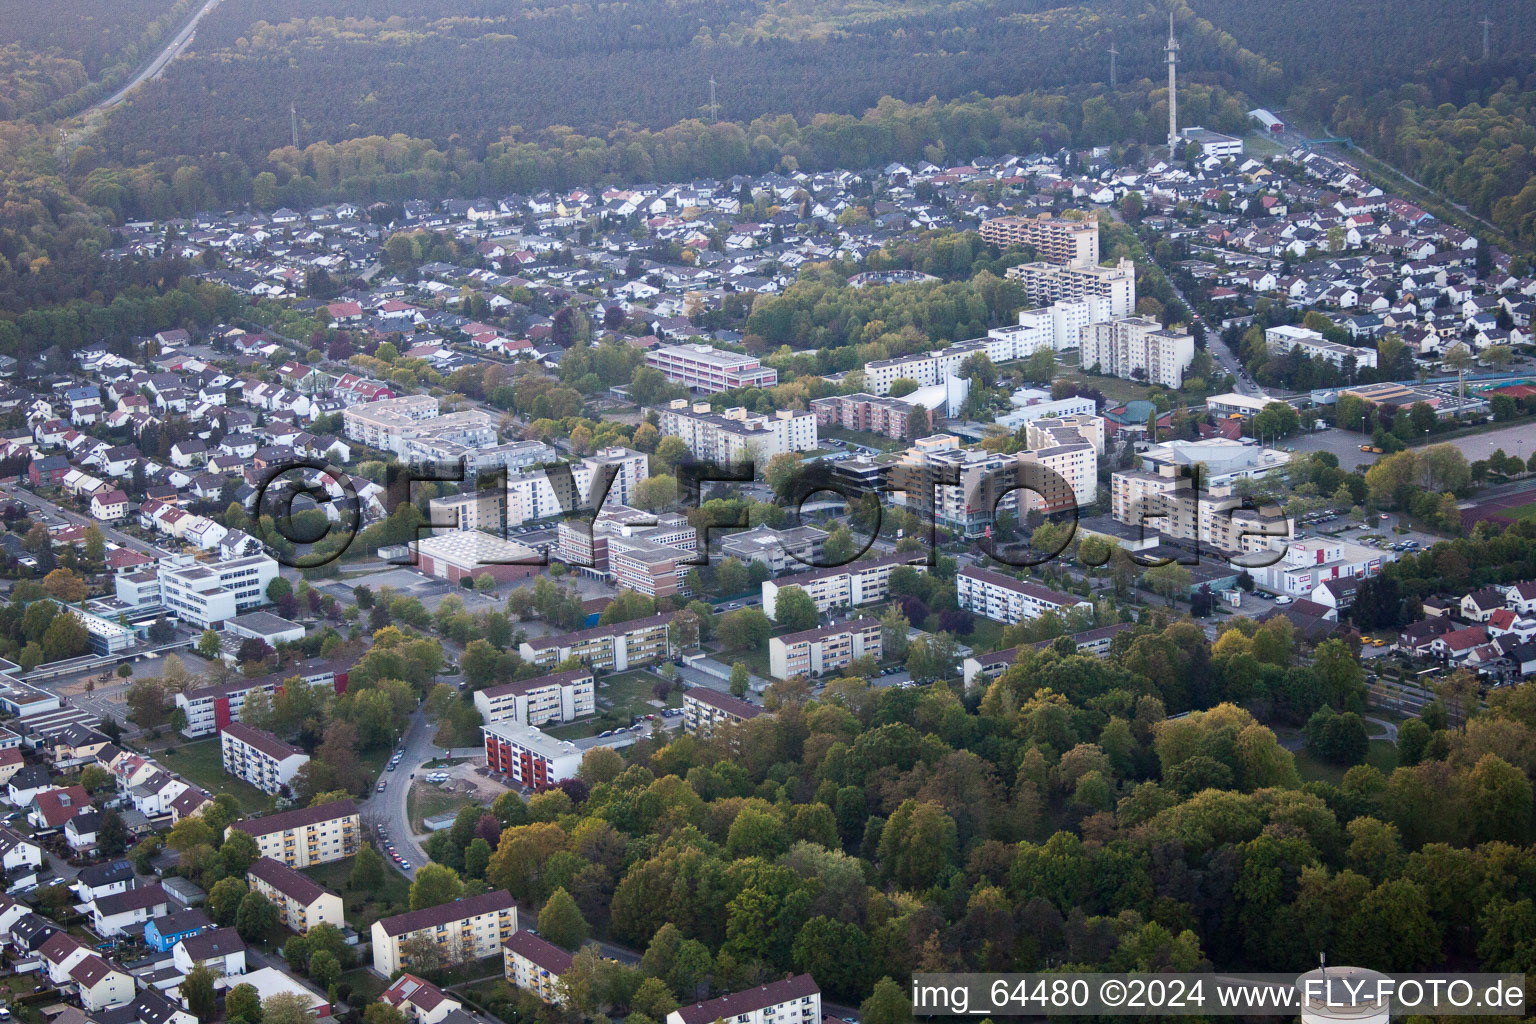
[95,0,1264,166]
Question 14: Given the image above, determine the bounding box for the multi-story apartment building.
[996,392,1099,432]
[396,413,500,462]
[957,567,1094,624]
[407,438,557,475]
[341,395,439,451]
[645,344,778,393]
[682,688,764,736]
[175,659,349,738]
[888,433,1096,535]
[654,400,818,464]
[978,214,1099,267]
[428,489,508,535]
[219,723,308,796]
[502,447,650,527]
[1080,316,1195,388]
[555,506,696,573]
[342,398,499,459]
[226,799,360,869]
[371,890,519,975]
[158,555,279,630]
[503,931,573,1005]
[666,974,821,1024]
[1006,258,1137,316]
[768,618,882,680]
[1265,325,1379,370]
[809,393,929,439]
[718,524,828,575]
[862,352,940,396]
[519,612,677,671]
[483,723,633,788]
[246,856,345,934]
[472,669,596,727]
[761,554,925,620]
[1111,462,1294,555]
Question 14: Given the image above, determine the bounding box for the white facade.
[159,555,279,630]
[957,567,1094,623]
[220,724,309,796]
[655,401,818,464]
[1265,325,1379,369]
[1081,317,1195,388]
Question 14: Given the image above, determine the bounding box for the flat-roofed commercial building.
[473,669,596,726]
[761,554,924,620]
[556,506,696,573]
[519,613,677,672]
[219,723,308,796]
[609,538,691,599]
[979,214,1099,267]
[646,344,778,393]
[371,890,518,975]
[682,688,764,736]
[412,532,542,585]
[482,722,635,789]
[768,617,882,680]
[226,799,360,869]
[246,856,345,934]
[956,567,1094,624]
[159,555,279,630]
[719,524,827,574]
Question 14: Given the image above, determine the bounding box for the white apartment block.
[246,856,345,934]
[1265,325,1379,369]
[519,612,677,671]
[473,668,596,726]
[341,395,438,450]
[682,688,764,736]
[1006,258,1137,315]
[645,343,778,393]
[1081,316,1195,388]
[371,890,519,976]
[226,799,360,869]
[768,617,882,680]
[654,400,818,464]
[956,567,1094,624]
[863,352,940,396]
[159,555,279,630]
[428,489,508,535]
[761,555,924,620]
[220,723,308,796]
[503,931,573,1005]
[1110,468,1292,554]
[667,974,821,1024]
[490,447,649,528]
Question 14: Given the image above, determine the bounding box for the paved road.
[360,705,436,881]
[1362,716,1399,742]
[95,0,226,111]
[4,486,162,556]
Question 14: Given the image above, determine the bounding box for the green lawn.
[406,781,478,833]
[303,855,413,933]
[159,739,273,815]
[596,669,678,722]
[339,968,388,1004]
[1499,501,1536,522]
[1292,739,1398,786]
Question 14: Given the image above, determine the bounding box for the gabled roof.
[671,975,820,1024]
[374,889,516,938]
[230,799,356,838]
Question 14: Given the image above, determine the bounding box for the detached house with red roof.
[381,974,463,1024]
[27,785,91,833]
[90,489,129,523]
